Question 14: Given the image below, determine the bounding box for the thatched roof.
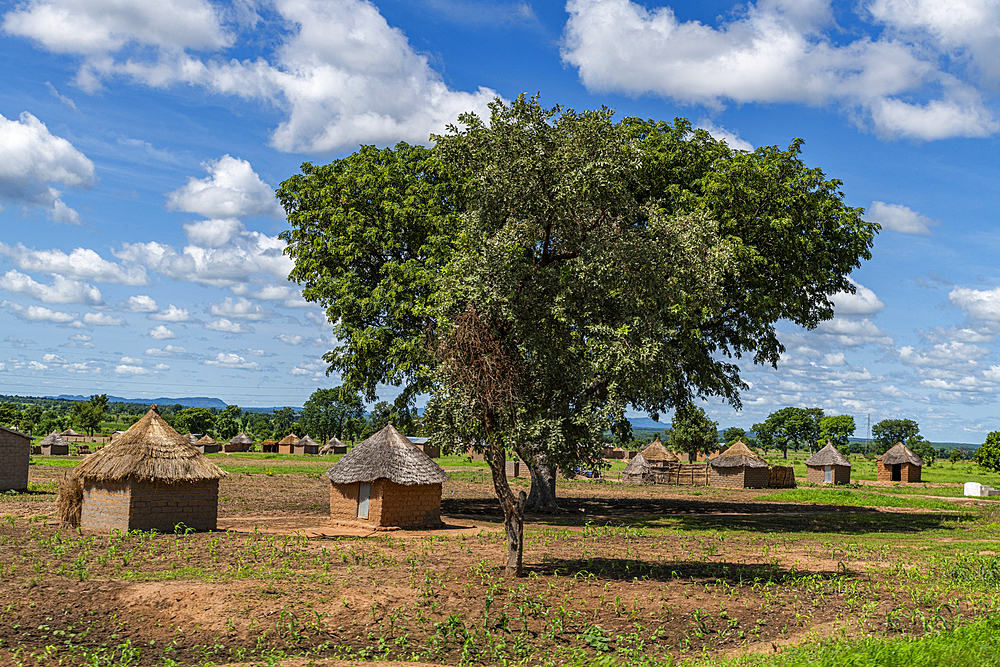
[710,439,768,468]
[195,435,217,445]
[74,406,226,483]
[61,429,81,437]
[278,433,299,446]
[183,433,199,444]
[296,435,319,448]
[641,436,678,463]
[805,442,852,467]
[622,452,651,477]
[39,430,71,449]
[230,432,253,445]
[326,423,448,486]
[325,435,346,448]
[881,442,924,466]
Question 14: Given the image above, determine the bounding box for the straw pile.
[641,436,679,464]
[326,423,448,486]
[74,405,226,483]
[57,473,83,529]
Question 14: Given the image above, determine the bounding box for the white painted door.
[824,466,832,483]
[357,482,371,519]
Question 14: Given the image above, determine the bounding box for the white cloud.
[560,0,998,141]
[148,324,176,340]
[230,283,307,308]
[245,348,265,356]
[181,219,245,248]
[42,353,66,363]
[167,156,283,219]
[305,312,327,327]
[82,311,124,326]
[814,317,893,346]
[899,340,988,369]
[950,286,1000,322]
[695,120,754,151]
[119,356,143,365]
[205,318,252,333]
[0,270,103,305]
[0,242,148,285]
[3,299,78,325]
[289,358,327,377]
[115,364,152,375]
[203,352,260,370]
[153,363,170,370]
[68,333,90,341]
[45,80,76,109]
[145,344,187,356]
[148,304,191,322]
[831,278,885,316]
[209,296,274,321]
[125,295,158,312]
[866,200,938,234]
[276,333,304,346]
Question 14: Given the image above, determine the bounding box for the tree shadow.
[527,556,847,583]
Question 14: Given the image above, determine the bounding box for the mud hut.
[261,439,278,453]
[294,435,320,455]
[320,435,347,455]
[325,423,448,529]
[195,435,218,454]
[621,452,651,484]
[877,442,924,483]
[641,436,679,469]
[0,425,30,491]
[226,432,253,453]
[277,433,299,454]
[39,430,70,456]
[183,434,200,445]
[709,439,769,488]
[74,405,226,532]
[805,442,852,485]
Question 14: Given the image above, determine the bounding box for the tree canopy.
[819,414,856,454]
[300,387,365,444]
[73,394,108,437]
[753,407,824,459]
[669,405,720,462]
[872,419,920,455]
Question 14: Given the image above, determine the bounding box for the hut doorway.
[357,482,371,519]
[891,464,901,482]
[824,466,832,483]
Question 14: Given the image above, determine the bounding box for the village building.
[621,452,651,483]
[641,436,679,470]
[277,434,299,454]
[406,435,441,458]
[877,442,924,483]
[320,436,347,455]
[195,435,218,454]
[261,439,278,453]
[709,439,770,488]
[294,435,320,455]
[39,431,70,456]
[226,433,253,453]
[0,425,30,492]
[75,405,226,533]
[326,423,449,529]
[804,442,852,485]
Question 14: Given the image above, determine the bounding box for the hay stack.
[57,474,83,529]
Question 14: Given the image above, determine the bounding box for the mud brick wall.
[80,481,132,532]
[0,429,30,491]
[127,480,219,532]
[330,482,361,521]
[710,466,770,488]
[806,465,852,485]
[877,460,921,483]
[378,481,441,527]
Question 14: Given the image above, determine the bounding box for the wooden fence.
[768,466,796,488]
[646,463,711,486]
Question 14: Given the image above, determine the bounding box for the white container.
[965,482,983,497]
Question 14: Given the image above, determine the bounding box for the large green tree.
[73,394,108,437]
[872,419,920,455]
[669,405,720,462]
[214,405,243,441]
[175,407,214,436]
[976,432,1000,472]
[753,407,824,459]
[819,414,856,454]
[300,387,365,444]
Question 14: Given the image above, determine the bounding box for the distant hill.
[50,395,229,410]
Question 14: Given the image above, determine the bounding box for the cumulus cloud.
[167,156,283,219]
[125,295,158,312]
[203,352,260,370]
[83,311,124,326]
[3,300,78,325]
[230,283,307,308]
[145,344,187,356]
[814,317,893,346]
[276,333,304,346]
[866,201,939,234]
[831,278,885,316]
[148,304,191,322]
[561,0,999,141]
[0,270,103,305]
[0,242,148,285]
[209,296,274,321]
[949,286,1000,321]
[148,324,176,340]
[205,318,252,333]
[3,0,497,154]
[695,120,753,151]
[115,364,152,375]
[0,112,96,222]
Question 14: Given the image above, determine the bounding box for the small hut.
[877,442,924,483]
[74,405,226,532]
[226,432,253,453]
[61,429,82,439]
[621,452,651,484]
[709,439,769,488]
[261,439,278,453]
[183,434,200,445]
[326,423,448,529]
[805,442,852,485]
[277,434,299,454]
[294,435,320,455]
[0,425,30,491]
[39,430,71,456]
[641,436,679,470]
[195,435,218,454]
[320,436,347,455]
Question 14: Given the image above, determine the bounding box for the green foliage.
[214,404,243,440]
[722,426,748,448]
[300,387,365,443]
[975,432,1000,473]
[949,448,964,463]
[669,404,719,460]
[270,407,299,440]
[0,402,19,429]
[872,418,920,455]
[819,414,855,454]
[72,394,107,436]
[174,407,214,436]
[753,407,823,458]
[907,434,937,466]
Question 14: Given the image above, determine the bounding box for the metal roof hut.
[877,442,924,483]
[39,430,70,456]
[325,423,449,529]
[294,435,320,455]
[226,432,253,453]
[709,439,770,488]
[320,435,347,455]
[195,435,218,454]
[621,452,651,484]
[0,425,30,491]
[805,441,852,485]
[74,405,226,533]
[641,436,679,469]
[277,433,299,454]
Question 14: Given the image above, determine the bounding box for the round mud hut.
[195,435,218,454]
[320,435,347,455]
[226,432,253,453]
[74,405,226,533]
[621,452,651,484]
[709,439,769,488]
[39,430,71,456]
[877,442,924,483]
[641,436,679,470]
[325,423,449,529]
[805,441,852,485]
[294,435,320,455]
[277,433,299,454]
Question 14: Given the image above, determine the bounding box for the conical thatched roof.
[278,433,299,446]
[641,436,678,463]
[805,442,852,467]
[881,442,924,466]
[710,439,768,468]
[61,429,81,437]
[325,435,346,448]
[326,423,448,486]
[229,432,253,445]
[622,452,651,477]
[195,435,217,445]
[183,433,199,444]
[296,435,319,448]
[74,406,226,483]
[39,430,71,449]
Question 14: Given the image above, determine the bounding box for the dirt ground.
[0,466,993,666]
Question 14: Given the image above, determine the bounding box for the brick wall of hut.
[806,464,851,485]
[329,479,442,528]
[710,466,770,489]
[80,480,219,532]
[41,443,69,456]
[0,429,30,491]
[876,460,921,483]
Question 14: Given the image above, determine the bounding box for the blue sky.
[2,0,1000,443]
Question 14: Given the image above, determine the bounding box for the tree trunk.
[486,444,525,577]
[523,454,559,512]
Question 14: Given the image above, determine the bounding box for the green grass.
[757,487,975,510]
